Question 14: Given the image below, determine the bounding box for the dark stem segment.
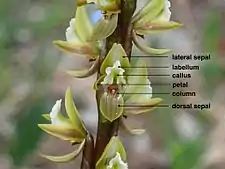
[94,0,137,166]
[118,0,137,56]
[80,134,95,169]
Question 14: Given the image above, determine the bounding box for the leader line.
[97,83,171,86]
[120,66,170,69]
[118,105,170,108]
[122,83,171,86]
[118,92,171,95]
[124,55,169,58]
[117,74,170,77]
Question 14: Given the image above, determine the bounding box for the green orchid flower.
[54,5,118,78]
[38,87,88,162]
[96,137,127,169]
[131,0,182,55]
[54,6,98,58]
[95,43,162,134]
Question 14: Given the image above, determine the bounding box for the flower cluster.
[94,43,162,135]
[38,0,181,168]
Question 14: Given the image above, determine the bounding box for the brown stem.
[94,0,137,166]
[80,134,95,169]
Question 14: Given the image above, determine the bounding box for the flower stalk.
[94,0,137,163]
[37,0,182,169]
[81,134,95,169]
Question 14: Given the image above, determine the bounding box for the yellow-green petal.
[132,31,171,55]
[75,6,93,42]
[124,98,163,115]
[123,59,149,101]
[38,124,84,143]
[88,14,118,42]
[40,140,85,163]
[100,43,130,74]
[135,21,183,35]
[53,41,98,59]
[42,114,51,121]
[66,57,99,78]
[93,75,106,90]
[65,87,87,137]
[121,119,145,135]
[132,0,164,24]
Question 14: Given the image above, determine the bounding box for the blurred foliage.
[0,1,13,99]
[168,138,205,169]
[149,9,225,169]
[0,0,224,169]
[202,11,225,97]
[9,98,47,166]
[0,0,78,167]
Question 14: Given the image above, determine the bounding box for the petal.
[124,98,163,115]
[65,87,87,137]
[50,112,71,126]
[155,0,171,22]
[53,41,98,59]
[66,57,99,78]
[120,119,146,135]
[123,59,151,101]
[100,44,130,74]
[99,93,124,122]
[87,14,118,42]
[132,0,164,24]
[49,99,62,119]
[132,31,171,55]
[38,124,85,143]
[66,28,80,43]
[93,75,106,90]
[126,58,149,84]
[107,152,128,169]
[134,21,182,35]
[96,137,127,169]
[66,18,81,43]
[40,140,85,163]
[75,6,93,42]
[125,79,153,104]
[42,114,51,121]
